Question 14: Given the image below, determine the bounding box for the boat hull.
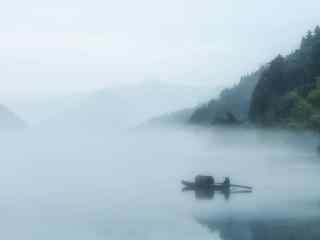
[181,180,229,191]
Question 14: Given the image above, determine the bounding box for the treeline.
[249,26,320,130]
[189,67,265,125]
[190,25,320,130]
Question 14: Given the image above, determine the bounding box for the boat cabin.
[195,175,214,187]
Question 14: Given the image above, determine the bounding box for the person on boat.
[223,177,230,187]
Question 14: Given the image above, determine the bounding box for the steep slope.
[189,67,264,124]
[249,26,320,129]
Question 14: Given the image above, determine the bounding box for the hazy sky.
[1,0,320,98]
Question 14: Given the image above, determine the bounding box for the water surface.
[1,125,320,239]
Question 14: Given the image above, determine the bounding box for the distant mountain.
[0,104,26,131]
[43,81,218,132]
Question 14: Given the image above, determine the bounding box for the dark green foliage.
[211,112,241,125]
[189,102,215,124]
[249,26,320,128]
[249,55,287,125]
[191,25,320,130]
[306,78,320,108]
[309,113,320,130]
[190,67,265,124]
[288,92,313,128]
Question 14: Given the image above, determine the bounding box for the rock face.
[0,104,26,131]
[189,67,264,125]
[249,26,320,127]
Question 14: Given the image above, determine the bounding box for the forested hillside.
[249,26,320,130]
[189,67,264,124]
[190,26,320,130]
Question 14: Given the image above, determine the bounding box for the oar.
[230,184,252,190]
[230,190,252,194]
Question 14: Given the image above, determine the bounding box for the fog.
[1,93,320,239]
[27,81,219,126]
[1,0,320,99]
[2,0,320,239]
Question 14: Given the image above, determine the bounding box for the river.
[0,125,320,239]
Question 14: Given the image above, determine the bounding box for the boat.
[182,176,252,200]
[181,180,230,191]
[181,179,252,191]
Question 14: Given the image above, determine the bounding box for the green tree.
[301,30,314,49]
[286,91,313,123]
[307,78,320,109]
[314,25,320,37]
[290,98,313,121]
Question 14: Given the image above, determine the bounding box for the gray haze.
[1,73,320,239]
[2,1,320,239]
[2,70,320,240]
[9,81,221,125]
[1,0,320,101]
[1,119,320,240]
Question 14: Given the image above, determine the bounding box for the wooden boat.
[181,180,228,190]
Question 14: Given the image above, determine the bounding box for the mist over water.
[1,107,320,240]
[2,0,320,238]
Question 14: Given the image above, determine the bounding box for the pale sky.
[1,0,320,99]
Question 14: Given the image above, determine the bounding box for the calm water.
[1,125,320,239]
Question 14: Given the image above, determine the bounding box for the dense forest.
[191,26,320,131]
[249,26,320,130]
[189,67,265,125]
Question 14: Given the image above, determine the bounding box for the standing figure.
[223,177,230,187]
